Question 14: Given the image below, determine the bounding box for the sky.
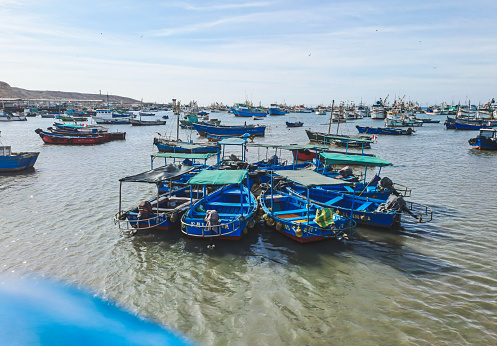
[1,0,496,106]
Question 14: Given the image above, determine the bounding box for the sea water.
[1,112,496,345]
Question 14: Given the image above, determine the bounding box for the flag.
[372,135,378,140]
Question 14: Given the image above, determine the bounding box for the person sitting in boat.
[268,155,278,165]
[336,166,353,179]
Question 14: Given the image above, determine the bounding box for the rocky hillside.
[0,81,138,103]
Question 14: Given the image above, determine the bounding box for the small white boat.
[0,111,27,121]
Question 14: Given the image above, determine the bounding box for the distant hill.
[0,81,138,104]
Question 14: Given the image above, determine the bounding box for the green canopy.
[152,152,217,160]
[246,143,283,148]
[275,169,353,187]
[320,153,392,167]
[187,169,248,185]
[219,138,247,145]
[323,135,373,143]
[173,143,218,150]
[119,164,194,183]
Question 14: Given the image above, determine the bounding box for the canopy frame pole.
[270,171,274,211]
[246,175,250,213]
[119,181,122,214]
[350,189,356,218]
[240,183,244,217]
[363,165,369,185]
[156,183,160,215]
[307,187,310,224]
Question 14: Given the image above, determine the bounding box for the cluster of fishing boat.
[114,138,433,243]
[34,123,126,145]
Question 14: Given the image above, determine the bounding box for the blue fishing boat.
[356,125,414,135]
[259,170,356,243]
[231,105,267,117]
[445,117,496,130]
[114,164,196,234]
[468,128,497,150]
[286,121,303,127]
[267,105,287,116]
[444,117,456,129]
[150,152,219,194]
[192,122,266,137]
[286,185,402,229]
[317,152,411,199]
[317,153,432,223]
[181,170,258,240]
[453,120,492,130]
[0,145,39,172]
[245,144,318,186]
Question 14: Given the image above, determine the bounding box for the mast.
[327,100,334,135]
[172,99,180,141]
[336,102,342,135]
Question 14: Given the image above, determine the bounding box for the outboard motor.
[137,200,152,220]
[376,195,407,213]
[182,158,193,166]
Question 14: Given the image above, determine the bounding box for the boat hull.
[232,108,267,117]
[130,120,167,126]
[305,129,371,148]
[287,187,401,229]
[468,137,497,150]
[286,122,303,127]
[0,152,39,172]
[192,123,266,137]
[182,185,257,240]
[153,138,219,153]
[268,109,287,116]
[35,129,105,145]
[454,121,490,130]
[260,191,356,243]
[356,126,413,135]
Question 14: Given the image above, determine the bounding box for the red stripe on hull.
[186,234,243,240]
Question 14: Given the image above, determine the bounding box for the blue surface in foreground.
[0,276,191,346]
